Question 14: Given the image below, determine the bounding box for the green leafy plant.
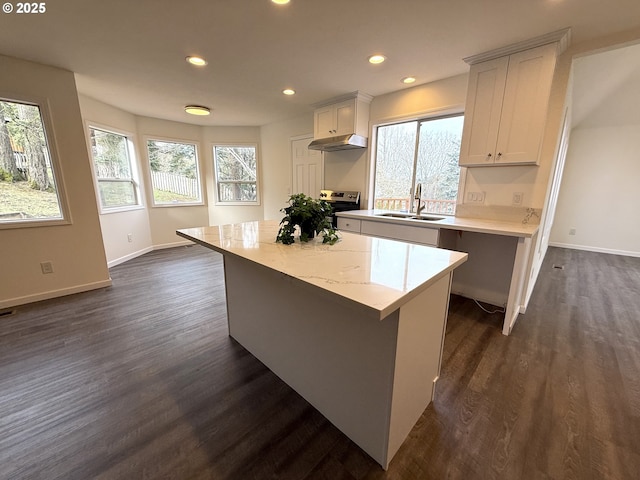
[276,193,340,245]
[0,168,13,182]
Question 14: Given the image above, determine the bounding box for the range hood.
[308,134,367,152]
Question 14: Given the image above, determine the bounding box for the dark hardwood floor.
[1,245,639,479]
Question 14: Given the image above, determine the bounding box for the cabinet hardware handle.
[497,152,502,158]
[487,153,492,157]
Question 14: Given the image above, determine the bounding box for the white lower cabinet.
[337,217,362,233]
[360,220,439,247]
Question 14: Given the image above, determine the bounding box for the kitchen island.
[177,220,467,469]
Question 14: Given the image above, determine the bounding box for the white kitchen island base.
[177,221,467,469]
[225,255,452,469]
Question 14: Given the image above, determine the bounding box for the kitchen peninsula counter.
[177,220,467,469]
[335,209,540,335]
[335,209,540,237]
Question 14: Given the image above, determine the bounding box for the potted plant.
[276,193,339,245]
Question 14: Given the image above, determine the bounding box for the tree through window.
[0,98,66,225]
[147,139,201,205]
[89,127,140,210]
[373,114,463,215]
[213,145,259,204]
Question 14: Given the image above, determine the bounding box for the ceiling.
[1,0,639,127]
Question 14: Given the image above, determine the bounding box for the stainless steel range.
[319,189,361,227]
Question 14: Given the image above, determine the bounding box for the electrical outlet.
[569,228,576,236]
[40,261,54,274]
[512,192,524,206]
[127,233,133,243]
[466,191,485,204]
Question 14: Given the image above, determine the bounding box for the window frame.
[144,136,204,208]
[369,110,466,215]
[212,143,261,206]
[86,122,143,214]
[0,92,72,230]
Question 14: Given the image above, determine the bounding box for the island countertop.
[177,220,467,320]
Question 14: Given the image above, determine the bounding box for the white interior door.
[291,135,323,198]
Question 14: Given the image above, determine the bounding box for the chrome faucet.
[414,183,424,216]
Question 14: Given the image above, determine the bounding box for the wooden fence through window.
[151,171,198,198]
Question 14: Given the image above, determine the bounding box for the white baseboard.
[3,241,196,309]
[548,242,640,258]
[107,240,194,268]
[153,240,193,250]
[107,246,154,268]
[1,279,113,310]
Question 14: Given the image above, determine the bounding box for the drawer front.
[337,217,361,233]
[360,220,439,246]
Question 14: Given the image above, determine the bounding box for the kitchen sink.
[376,212,445,222]
[377,212,413,218]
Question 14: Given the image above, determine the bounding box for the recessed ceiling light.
[184,105,211,116]
[368,54,386,64]
[186,56,207,66]
[402,76,416,84]
[272,0,290,4]
[282,88,295,95]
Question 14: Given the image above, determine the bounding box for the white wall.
[203,126,262,225]
[549,40,640,257]
[135,116,210,247]
[260,113,314,220]
[324,149,369,200]
[0,56,110,308]
[79,97,264,264]
[550,125,640,256]
[79,95,154,266]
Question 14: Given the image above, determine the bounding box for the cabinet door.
[459,57,508,166]
[334,99,356,136]
[494,43,557,165]
[336,217,361,233]
[314,106,335,139]
[360,220,439,247]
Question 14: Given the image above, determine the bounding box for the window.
[213,145,259,204]
[372,114,464,215]
[146,139,202,206]
[89,126,140,211]
[0,97,68,227]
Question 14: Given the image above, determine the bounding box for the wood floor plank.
[1,245,639,479]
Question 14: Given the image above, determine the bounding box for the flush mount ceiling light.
[271,0,290,4]
[184,105,211,116]
[368,54,386,64]
[282,88,295,95]
[186,56,207,66]
[402,76,416,84]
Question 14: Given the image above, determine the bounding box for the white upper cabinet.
[313,92,372,140]
[459,43,558,167]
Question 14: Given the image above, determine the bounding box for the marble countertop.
[177,220,467,320]
[336,209,540,238]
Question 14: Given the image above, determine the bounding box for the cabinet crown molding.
[311,91,373,109]
[463,28,571,65]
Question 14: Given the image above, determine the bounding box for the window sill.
[0,217,71,230]
[98,205,145,215]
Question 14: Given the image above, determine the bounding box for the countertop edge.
[335,210,539,238]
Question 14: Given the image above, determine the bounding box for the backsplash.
[455,204,542,225]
